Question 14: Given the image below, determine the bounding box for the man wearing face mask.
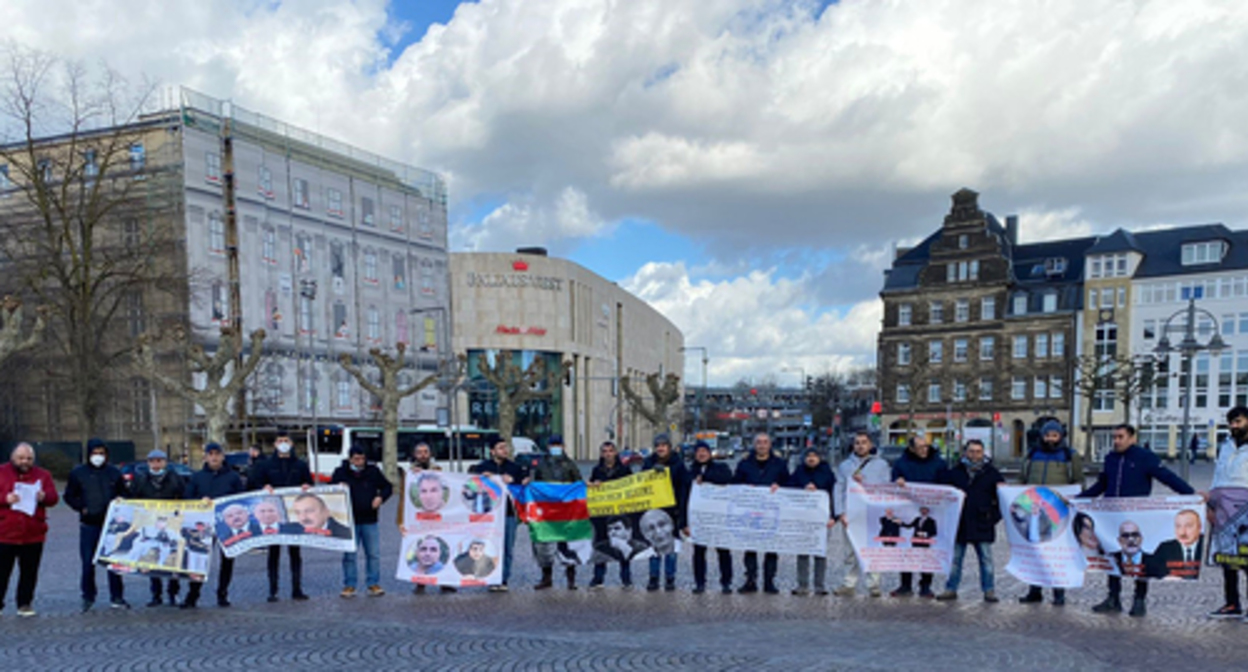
[531,434,583,590]
[249,433,313,602]
[64,438,128,612]
[331,446,392,598]
[127,449,187,607]
[182,443,244,609]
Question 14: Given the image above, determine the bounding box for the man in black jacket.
[182,443,244,608]
[588,441,635,590]
[64,438,128,612]
[733,433,789,594]
[127,449,187,607]
[470,439,529,592]
[249,433,313,601]
[331,446,393,597]
[685,441,733,594]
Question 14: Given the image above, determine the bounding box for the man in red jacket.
[0,443,60,617]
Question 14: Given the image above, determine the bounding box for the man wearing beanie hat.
[786,447,837,596]
[127,449,187,607]
[686,440,733,594]
[64,438,128,612]
[1017,420,1084,606]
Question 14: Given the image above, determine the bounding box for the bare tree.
[475,350,570,445]
[1115,355,1156,426]
[621,372,682,433]
[133,326,266,446]
[1071,353,1122,459]
[0,46,181,442]
[338,344,458,476]
[0,295,45,366]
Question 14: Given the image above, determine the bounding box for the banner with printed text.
[845,483,965,573]
[93,499,215,581]
[998,485,1086,588]
[589,470,680,565]
[1074,495,1206,581]
[396,471,507,586]
[688,483,829,556]
[214,485,356,559]
[1210,487,1248,570]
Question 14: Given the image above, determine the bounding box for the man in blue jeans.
[331,446,393,597]
[63,439,128,612]
[935,440,1003,602]
[642,434,688,591]
[470,439,529,592]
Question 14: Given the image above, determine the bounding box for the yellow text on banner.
[587,469,676,518]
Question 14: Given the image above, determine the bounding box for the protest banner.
[688,483,829,556]
[509,481,594,566]
[94,499,215,581]
[845,482,964,573]
[998,485,1086,588]
[397,472,507,587]
[214,485,356,559]
[1073,494,1206,580]
[1210,487,1248,570]
[588,470,680,565]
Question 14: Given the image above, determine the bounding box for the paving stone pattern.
[3,462,1247,670]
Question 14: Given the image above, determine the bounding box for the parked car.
[119,461,195,483]
[875,444,908,464]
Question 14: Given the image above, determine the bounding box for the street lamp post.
[681,346,709,435]
[1154,296,1226,482]
[299,280,318,456]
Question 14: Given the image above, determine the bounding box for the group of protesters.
[2,406,1248,622]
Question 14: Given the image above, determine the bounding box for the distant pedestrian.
[642,434,688,592]
[64,438,128,612]
[331,446,393,598]
[1190,434,1201,465]
[787,448,837,596]
[936,440,1003,603]
[249,433,313,602]
[685,441,733,594]
[469,439,529,592]
[181,443,244,608]
[833,432,890,598]
[0,443,59,616]
[127,449,186,607]
[588,441,635,590]
[1018,420,1083,606]
[890,435,947,599]
[733,433,789,594]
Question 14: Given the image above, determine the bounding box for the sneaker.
[764,583,780,595]
[815,589,829,596]
[868,587,882,598]
[692,584,706,595]
[983,591,999,603]
[721,585,733,595]
[146,598,163,608]
[1208,604,1243,619]
[1129,597,1147,618]
[738,582,759,594]
[664,580,676,592]
[890,588,913,598]
[496,584,509,592]
[80,599,93,613]
[488,585,505,593]
[935,590,957,601]
[1019,591,1044,604]
[267,595,280,603]
[919,589,936,599]
[292,592,310,601]
[413,584,427,595]
[216,597,231,608]
[110,600,131,610]
[340,587,357,598]
[1092,596,1121,614]
[439,586,458,594]
[367,585,385,597]
[791,588,810,596]
[1052,592,1066,607]
[832,586,855,598]
[588,581,605,592]
[646,578,660,592]
[16,605,35,617]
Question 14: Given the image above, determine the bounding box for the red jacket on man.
[0,461,60,544]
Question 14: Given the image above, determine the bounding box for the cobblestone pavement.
[3,462,1247,671]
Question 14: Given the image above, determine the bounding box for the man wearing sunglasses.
[1080,424,1194,617]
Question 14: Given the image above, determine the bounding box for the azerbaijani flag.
[509,482,593,542]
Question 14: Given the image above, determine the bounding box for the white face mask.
[549,446,563,457]
[89,454,106,467]
[276,442,292,454]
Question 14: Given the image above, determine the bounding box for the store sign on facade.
[496,324,548,336]
[466,271,563,291]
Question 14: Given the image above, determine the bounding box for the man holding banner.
[1208,406,1248,619]
[733,433,789,594]
[127,449,186,608]
[787,448,837,596]
[890,435,947,599]
[588,441,636,590]
[530,435,585,591]
[249,433,314,602]
[1081,424,1195,617]
[1018,420,1083,606]
[470,439,529,591]
[833,432,890,598]
[181,443,243,609]
[685,441,733,595]
[642,434,688,592]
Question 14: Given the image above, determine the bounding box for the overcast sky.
[6,0,1248,385]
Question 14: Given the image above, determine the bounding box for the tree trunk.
[1084,393,1095,460]
[382,402,400,477]
[206,405,230,447]
[497,397,516,446]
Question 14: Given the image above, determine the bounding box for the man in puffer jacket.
[890,435,947,598]
[1018,420,1083,606]
[787,448,837,596]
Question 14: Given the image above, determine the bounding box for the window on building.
[1052,332,1065,357]
[928,382,941,403]
[1050,375,1063,399]
[125,291,144,337]
[955,299,969,323]
[898,304,912,326]
[1116,255,1128,276]
[361,197,375,227]
[979,378,993,401]
[929,302,943,324]
[1012,293,1027,315]
[331,242,345,283]
[417,205,434,240]
[0,164,12,195]
[131,378,152,431]
[1223,314,1235,336]
[262,228,277,264]
[265,364,283,410]
[336,379,352,410]
[953,339,968,362]
[211,281,228,325]
[333,303,348,339]
[1088,289,1098,310]
[363,251,378,284]
[1034,377,1047,400]
[122,218,140,250]
[265,290,280,330]
[1045,257,1067,274]
[389,205,404,232]
[1196,353,1210,408]
[1237,351,1248,408]
[129,143,146,172]
[969,259,979,280]
[83,149,98,180]
[958,234,968,249]
[896,384,910,404]
[980,337,995,361]
[36,158,53,184]
[1117,287,1126,308]
[205,152,221,183]
[367,307,381,342]
[897,342,911,366]
[294,233,312,273]
[1042,292,1057,313]
[424,317,438,350]
[393,255,407,290]
[1035,333,1048,358]
[327,188,343,217]
[1219,352,1233,408]
[293,178,309,209]
[299,295,313,334]
[1182,241,1227,265]
[1090,257,1102,279]
[981,296,995,321]
[1143,319,1156,340]
[1013,335,1028,359]
[395,311,409,345]
[258,165,272,198]
[1095,323,1118,359]
[929,340,943,363]
[208,212,225,254]
[947,264,956,283]
[1011,376,1026,400]
[420,261,435,297]
[1100,288,1114,309]
[953,379,966,402]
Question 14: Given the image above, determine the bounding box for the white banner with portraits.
[396,471,507,587]
[1073,495,1206,581]
[844,482,965,573]
[213,485,356,559]
[998,485,1087,588]
[688,483,830,556]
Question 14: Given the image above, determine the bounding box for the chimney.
[1005,215,1019,246]
[515,246,548,257]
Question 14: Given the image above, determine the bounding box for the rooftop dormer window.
[1181,241,1227,266]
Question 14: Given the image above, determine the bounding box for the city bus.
[308,424,501,480]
